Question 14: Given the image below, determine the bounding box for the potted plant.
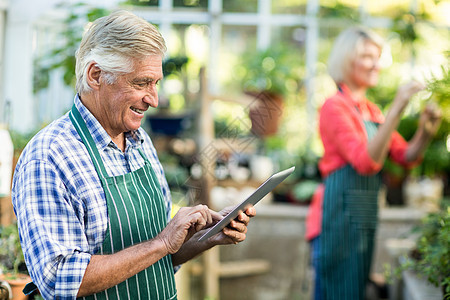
[33,3,110,93]
[378,61,449,207]
[0,224,31,300]
[236,45,302,137]
[403,63,449,210]
[388,201,450,298]
[289,149,321,205]
[145,56,193,137]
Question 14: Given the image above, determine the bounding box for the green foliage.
[399,202,450,294]
[33,3,110,93]
[391,9,431,45]
[158,152,189,188]
[55,4,109,87]
[392,13,419,45]
[123,0,208,8]
[237,45,303,97]
[163,57,189,77]
[383,61,449,178]
[427,62,450,122]
[383,158,407,179]
[395,117,449,178]
[366,74,400,110]
[122,0,158,6]
[9,129,40,152]
[396,116,418,141]
[0,224,25,276]
[34,3,190,96]
[223,0,257,13]
[33,63,51,94]
[292,180,319,202]
[411,62,449,177]
[415,136,450,177]
[318,3,360,21]
[264,135,287,153]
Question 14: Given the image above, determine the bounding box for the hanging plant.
[33,3,110,93]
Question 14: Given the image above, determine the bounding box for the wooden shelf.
[219,259,271,278]
[190,259,271,278]
[197,67,270,299]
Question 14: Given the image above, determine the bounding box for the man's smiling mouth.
[131,107,145,114]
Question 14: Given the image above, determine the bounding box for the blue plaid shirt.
[11,95,172,299]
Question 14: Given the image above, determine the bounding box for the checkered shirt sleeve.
[11,96,172,299]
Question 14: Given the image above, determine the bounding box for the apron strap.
[69,104,109,179]
[138,148,150,163]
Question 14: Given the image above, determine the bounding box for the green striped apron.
[70,105,177,300]
[319,120,381,300]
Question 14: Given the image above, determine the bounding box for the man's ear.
[86,62,102,90]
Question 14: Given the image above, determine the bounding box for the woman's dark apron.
[319,120,381,300]
[70,105,177,300]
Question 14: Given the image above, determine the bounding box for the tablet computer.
[198,166,295,242]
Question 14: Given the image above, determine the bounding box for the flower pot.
[443,284,450,300]
[403,176,444,212]
[246,91,284,137]
[382,172,405,206]
[146,112,193,136]
[0,274,31,300]
[0,280,11,299]
[402,269,443,300]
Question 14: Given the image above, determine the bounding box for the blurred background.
[0,0,449,299]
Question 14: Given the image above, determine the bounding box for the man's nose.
[143,90,159,108]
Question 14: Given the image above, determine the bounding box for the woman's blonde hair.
[75,10,167,93]
[327,26,384,85]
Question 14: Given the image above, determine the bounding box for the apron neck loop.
[69,104,109,179]
[137,148,150,164]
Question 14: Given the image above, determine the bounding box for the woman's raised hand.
[392,80,426,114]
[419,102,442,137]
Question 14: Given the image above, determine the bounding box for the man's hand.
[170,205,256,266]
[156,205,218,254]
[209,206,256,245]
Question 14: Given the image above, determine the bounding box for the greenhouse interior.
[0,0,449,299]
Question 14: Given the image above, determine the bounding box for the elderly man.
[12,10,255,299]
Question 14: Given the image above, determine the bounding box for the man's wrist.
[150,235,171,257]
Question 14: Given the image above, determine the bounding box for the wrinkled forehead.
[123,55,164,79]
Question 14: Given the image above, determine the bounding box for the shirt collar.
[338,84,362,105]
[74,94,144,151]
[337,84,384,123]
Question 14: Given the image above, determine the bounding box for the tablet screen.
[198,166,295,242]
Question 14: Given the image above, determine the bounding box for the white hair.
[327,26,384,85]
[75,10,167,93]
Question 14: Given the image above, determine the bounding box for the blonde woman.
[305,27,441,299]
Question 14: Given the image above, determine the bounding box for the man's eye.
[134,79,159,88]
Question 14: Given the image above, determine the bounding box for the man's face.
[97,55,163,137]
